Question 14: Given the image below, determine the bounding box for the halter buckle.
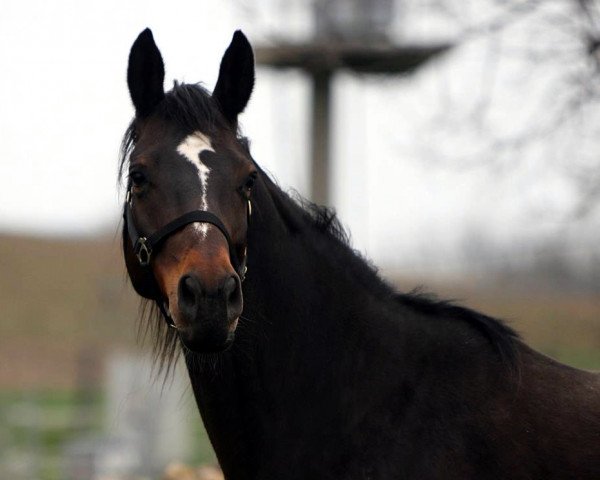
[134,237,152,266]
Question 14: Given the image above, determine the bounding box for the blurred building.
[63,354,194,479]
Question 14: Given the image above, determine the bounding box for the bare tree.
[400,0,600,215]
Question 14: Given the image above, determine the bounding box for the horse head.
[122,29,256,353]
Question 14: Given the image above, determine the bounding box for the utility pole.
[255,0,451,206]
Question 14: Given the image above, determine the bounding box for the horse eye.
[129,171,147,189]
[244,172,257,192]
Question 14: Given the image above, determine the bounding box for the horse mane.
[395,290,519,364]
[119,82,231,180]
[119,82,519,373]
[264,179,520,366]
[289,192,351,245]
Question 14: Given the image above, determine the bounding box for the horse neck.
[184,176,411,478]
[243,176,393,336]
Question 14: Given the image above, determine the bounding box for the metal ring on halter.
[134,237,152,266]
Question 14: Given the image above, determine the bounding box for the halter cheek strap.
[126,205,237,267]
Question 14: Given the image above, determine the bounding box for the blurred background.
[1,0,599,478]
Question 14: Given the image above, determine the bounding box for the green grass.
[543,347,600,371]
[190,416,218,466]
[0,389,215,480]
[0,390,102,480]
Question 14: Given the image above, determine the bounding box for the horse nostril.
[178,274,201,316]
[223,275,241,307]
[223,275,236,301]
[178,274,240,324]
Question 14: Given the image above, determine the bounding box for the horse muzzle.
[174,271,243,352]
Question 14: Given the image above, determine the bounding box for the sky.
[0,0,240,234]
[1,0,597,273]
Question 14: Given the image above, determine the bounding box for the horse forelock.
[119,81,234,182]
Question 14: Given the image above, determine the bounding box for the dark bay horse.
[120,29,600,479]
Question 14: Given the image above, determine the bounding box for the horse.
[120,28,600,479]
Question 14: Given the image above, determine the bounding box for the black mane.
[119,82,230,179]
[160,81,229,135]
[395,290,519,364]
[261,175,520,365]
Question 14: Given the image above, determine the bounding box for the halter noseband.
[124,190,251,327]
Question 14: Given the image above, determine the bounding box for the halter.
[123,190,251,327]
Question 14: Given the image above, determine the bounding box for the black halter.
[123,191,251,327]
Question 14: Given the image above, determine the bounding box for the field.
[1,234,598,390]
[0,233,598,478]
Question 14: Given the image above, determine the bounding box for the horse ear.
[127,28,165,118]
[213,30,255,126]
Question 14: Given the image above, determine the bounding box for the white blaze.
[176,132,214,237]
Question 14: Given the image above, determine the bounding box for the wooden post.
[311,71,332,206]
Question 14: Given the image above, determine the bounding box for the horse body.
[186,173,600,479]
[121,29,600,479]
